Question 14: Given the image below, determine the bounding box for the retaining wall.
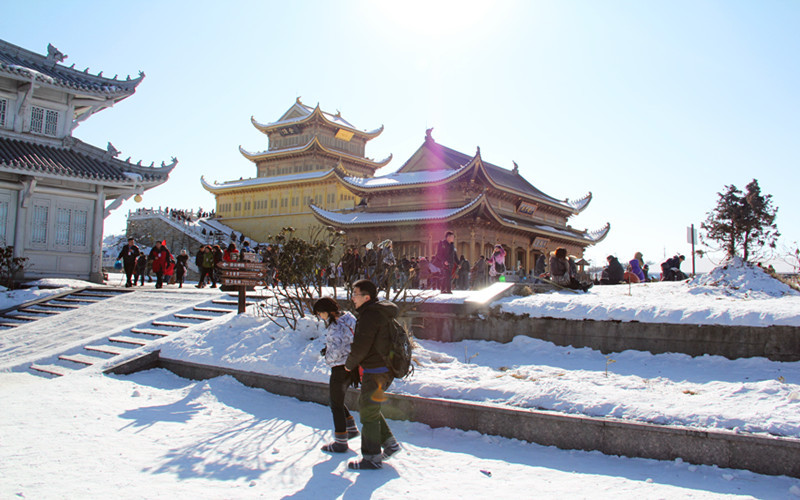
[408,310,800,361]
[106,352,800,479]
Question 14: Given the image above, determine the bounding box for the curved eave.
[336,157,479,196]
[0,164,168,188]
[251,107,384,140]
[0,64,142,98]
[201,169,337,194]
[475,161,575,213]
[566,192,593,213]
[310,193,487,228]
[239,137,391,168]
[475,201,604,245]
[585,222,611,244]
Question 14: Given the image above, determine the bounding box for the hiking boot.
[321,441,348,453]
[321,432,348,453]
[381,437,401,460]
[346,417,359,439]
[348,457,382,470]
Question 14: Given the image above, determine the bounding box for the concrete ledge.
[110,353,800,479]
[410,310,800,361]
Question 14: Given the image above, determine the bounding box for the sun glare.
[372,0,497,42]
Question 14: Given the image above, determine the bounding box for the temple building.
[0,39,175,282]
[203,100,608,269]
[312,129,609,270]
[201,98,390,240]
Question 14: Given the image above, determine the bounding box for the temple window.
[0,98,6,127]
[30,105,59,136]
[30,203,48,246]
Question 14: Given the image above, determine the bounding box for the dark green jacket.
[345,299,398,371]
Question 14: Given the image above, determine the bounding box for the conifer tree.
[701,179,779,262]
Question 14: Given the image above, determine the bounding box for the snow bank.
[688,256,798,298]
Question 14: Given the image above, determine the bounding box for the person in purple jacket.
[629,252,646,282]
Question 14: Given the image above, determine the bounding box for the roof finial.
[476,146,481,156]
[425,127,434,142]
[106,142,121,157]
[296,96,303,104]
[512,161,519,174]
[46,44,67,64]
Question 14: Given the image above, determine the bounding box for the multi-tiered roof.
[312,130,609,247]
[0,39,175,191]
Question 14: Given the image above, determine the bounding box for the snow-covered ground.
[499,258,800,327]
[2,368,798,498]
[2,258,800,496]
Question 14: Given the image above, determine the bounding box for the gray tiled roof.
[0,136,172,183]
[0,39,141,96]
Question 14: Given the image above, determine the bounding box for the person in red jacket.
[149,240,172,289]
[223,243,239,262]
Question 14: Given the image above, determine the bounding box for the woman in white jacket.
[313,297,360,453]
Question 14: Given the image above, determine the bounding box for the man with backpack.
[344,279,402,470]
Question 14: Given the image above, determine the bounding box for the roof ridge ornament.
[512,161,519,174]
[425,127,434,142]
[46,43,67,66]
[106,142,121,158]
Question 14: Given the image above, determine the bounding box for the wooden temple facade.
[204,101,609,270]
[201,99,390,240]
[0,39,175,282]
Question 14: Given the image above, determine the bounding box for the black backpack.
[384,318,414,379]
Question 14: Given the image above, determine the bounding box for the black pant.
[329,365,353,433]
[439,266,452,293]
[155,271,164,289]
[122,263,135,286]
[359,371,394,457]
[199,267,215,286]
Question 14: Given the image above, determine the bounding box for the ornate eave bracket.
[104,185,142,218]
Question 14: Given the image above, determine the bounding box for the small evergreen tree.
[701,179,779,262]
[0,246,29,289]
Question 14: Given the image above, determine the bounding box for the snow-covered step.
[5,314,44,321]
[75,292,120,299]
[85,345,130,356]
[129,328,171,337]
[173,313,216,321]
[54,297,101,304]
[150,320,193,329]
[58,353,102,366]
[30,364,71,377]
[0,320,25,328]
[193,306,235,314]
[18,307,60,315]
[40,302,80,309]
[108,336,149,346]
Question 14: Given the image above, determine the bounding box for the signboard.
[221,278,266,287]
[223,270,267,279]
[517,202,537,217]
[686,226,697,245]
[532,237,549,249]
[217,261,267,270]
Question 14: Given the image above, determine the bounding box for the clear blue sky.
[4,1,799,271]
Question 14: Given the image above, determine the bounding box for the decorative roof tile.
[0,39,142,96]
[0,136,173,184]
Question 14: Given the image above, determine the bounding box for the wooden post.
[238,285,246,314]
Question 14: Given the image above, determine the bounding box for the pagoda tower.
[202,98,390,240]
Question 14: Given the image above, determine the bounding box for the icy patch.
[688,257,797,298]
